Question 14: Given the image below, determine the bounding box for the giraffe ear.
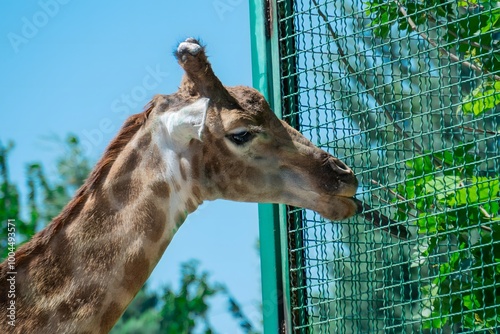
[164,98,209,147]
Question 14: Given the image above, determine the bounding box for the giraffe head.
[151,38,358,220]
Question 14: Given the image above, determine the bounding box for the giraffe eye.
[226,131,254,145]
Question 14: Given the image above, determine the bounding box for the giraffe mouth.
[313,195,358,221]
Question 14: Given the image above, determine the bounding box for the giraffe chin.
[315,196,358,221]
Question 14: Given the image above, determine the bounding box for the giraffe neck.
[1,126,202,334]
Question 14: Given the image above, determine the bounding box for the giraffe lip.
[334,195,357,202]
[340,196,358,212]
[317,195,358,221]
[333,195,357,206]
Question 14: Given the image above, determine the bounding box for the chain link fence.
[252,0,500,332]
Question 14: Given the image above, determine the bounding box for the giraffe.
[0,38,361,333]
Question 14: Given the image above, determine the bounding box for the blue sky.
[0,1,262,332]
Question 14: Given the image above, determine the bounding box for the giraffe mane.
[3,99,156,269]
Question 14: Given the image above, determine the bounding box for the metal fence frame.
[251,0,500,333]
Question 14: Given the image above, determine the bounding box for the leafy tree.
[0,135,91,259]
[394,144,500,330]
[366,0,500,117]
[158,260,221,334]
[0,141,22,259]
[363,0,500,331]
[112,260,261,334]
[110,286,161,334]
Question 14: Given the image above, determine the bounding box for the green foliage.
[0,135,91,260]
[112,260,261,334]
[227,295,260,334]
[111,307,161,334]
[0,141,22,260]
[28,135,91,225]
[460,80,500,115]
[362,0,500,331]
[111,285,161,334]
[395,142,500,330]
[158,260,221,334]
[0,142,20,221]
[365,0,500,116]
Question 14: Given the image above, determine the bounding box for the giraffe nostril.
[329,157,353,175]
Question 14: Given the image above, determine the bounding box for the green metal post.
[249,0,291,332]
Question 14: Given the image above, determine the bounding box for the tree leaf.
[459,80,500,116]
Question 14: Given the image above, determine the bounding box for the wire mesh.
[270,0,500,332]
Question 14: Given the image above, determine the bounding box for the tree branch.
[311,0,424,153]
[395,0,500,81]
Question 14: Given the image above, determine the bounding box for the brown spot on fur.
[57,284,104,321]
[204,157,221,179]
[81,242,120,273]
[214,138,231,156]
[191,153,201,180]
[109,174,142,206]
[32,310,49,330]
[202,144,209,156]
[132,201,167,242]
[113,148,140,182]
[92,191,119,216]
[121,249,149,293]
[211,158,221,175]
[150,180,170,198]
[78,193,120,238]
[186,198,197,213]
[192,185,202,203]
[157,238,170,258]
[137,132,152,148]
[157,93,185,112]
[100,301,124,332]
[50,231,73,259]
[26,235,71,297]
[56,301,72,322]
[146,146,163,171]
